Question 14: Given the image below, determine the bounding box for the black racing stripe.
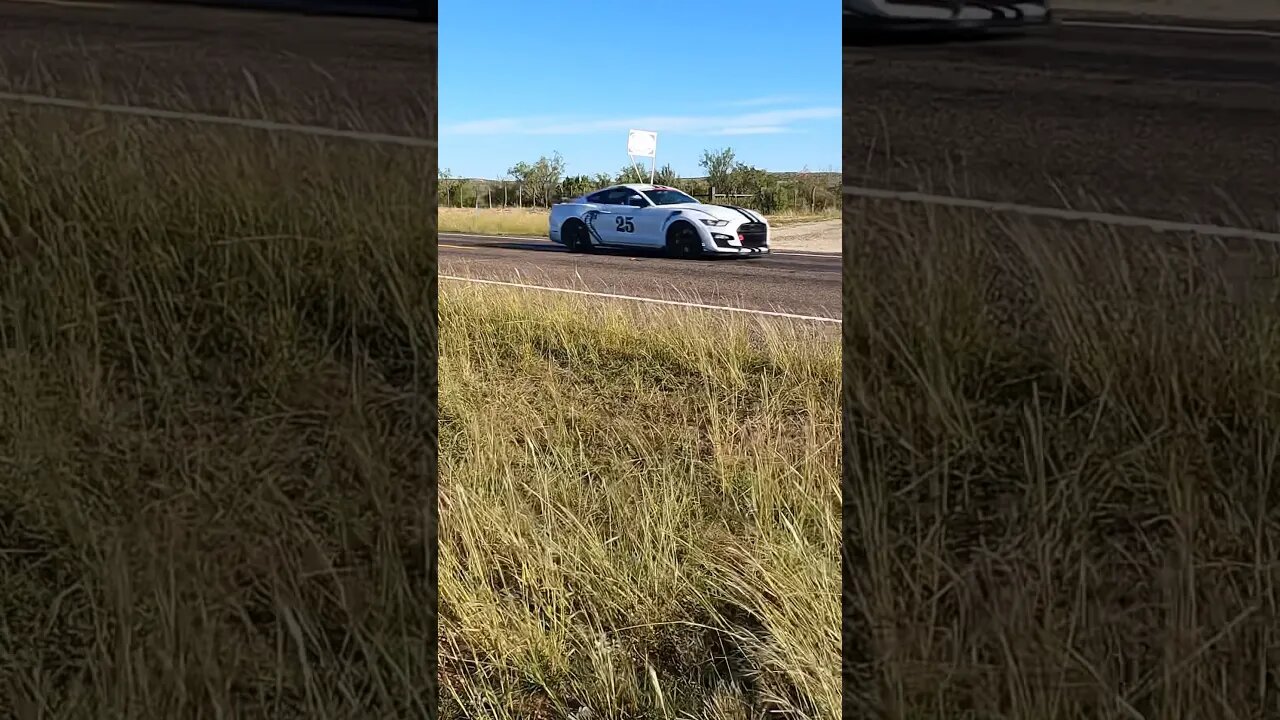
[716,204,759,223]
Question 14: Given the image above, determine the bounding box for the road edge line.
[844,185,1280,243]
[440,275,841,324]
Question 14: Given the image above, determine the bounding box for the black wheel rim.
[677,227,696,256]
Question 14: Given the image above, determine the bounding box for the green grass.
[438,284,840,718]
[844,197,1280,719]
[0,105,437,718]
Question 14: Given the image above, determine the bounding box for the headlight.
[699,218,728,227]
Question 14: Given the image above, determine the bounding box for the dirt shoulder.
[770,219,842,254]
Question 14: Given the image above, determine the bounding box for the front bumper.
[705,245,771,256]
[707,229,770,255]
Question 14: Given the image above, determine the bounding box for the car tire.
[665,223,702,259]
[563,220,593,253]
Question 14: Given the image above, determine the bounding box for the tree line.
[438,147,839,214]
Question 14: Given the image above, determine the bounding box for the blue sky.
[439,1,841,179]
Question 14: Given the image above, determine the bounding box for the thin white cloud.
[441,106,839,137]
[721,95,812,108]
[440,118,524,135]
[717,126,789,135]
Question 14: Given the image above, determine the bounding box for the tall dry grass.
[844,197,1280,719]
[438,284,841,718]
[0,106,437,718]
[0,101,841,719]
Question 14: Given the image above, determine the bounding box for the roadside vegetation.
[439,146,839,239]
[845,196,1280,719]
[440,146,841,217]
[439,284,840,718]
[1,103,840,718]
[0,105,437,718]
[439,205,840,238]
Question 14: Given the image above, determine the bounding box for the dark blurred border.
[137,0,437,23]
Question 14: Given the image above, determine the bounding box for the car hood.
[663,203,768,224]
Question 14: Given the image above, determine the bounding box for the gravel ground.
[771,219,843,254]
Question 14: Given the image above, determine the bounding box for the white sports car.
[548,184,770,258]
[845,0,1053,35]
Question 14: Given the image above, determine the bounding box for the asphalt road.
[439,233,842,321]
[20,6,1267,316]
[0,0,842,320]
[0,0,436,135]
[845,18,1280,231]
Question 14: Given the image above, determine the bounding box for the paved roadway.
[845,16,1280,231]
[0,0,841,321]
[0,0,435,135]
[12,4,1270,317]
[440,233,842,321]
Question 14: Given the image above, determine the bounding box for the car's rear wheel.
[665,223,702,259]
[563,220,593,253]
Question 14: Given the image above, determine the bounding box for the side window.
[617,189,646,208]
[586,190,614,204]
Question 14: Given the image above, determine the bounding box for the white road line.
[1061,19,1280,39]
[440,275,841,324]
[844,185,1280,244]
[0,91,436,148]
[437,232,841,258]
[753,249,840,258]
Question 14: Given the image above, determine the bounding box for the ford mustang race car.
[845,0,1053,38]
[548,184,770,258]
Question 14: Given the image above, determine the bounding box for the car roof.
[601,183,682,193]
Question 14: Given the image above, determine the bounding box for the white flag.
[626,129,657,158]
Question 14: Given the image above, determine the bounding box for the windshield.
[641,188,698,206]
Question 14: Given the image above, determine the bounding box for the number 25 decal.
[615,216,635,233]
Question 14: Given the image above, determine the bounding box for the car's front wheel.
[665,223,702,259]
[562,220,593,253]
